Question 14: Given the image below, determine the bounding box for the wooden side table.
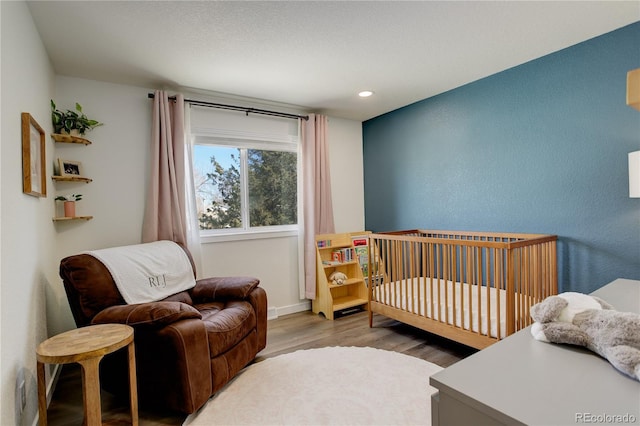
[36,324,138,426]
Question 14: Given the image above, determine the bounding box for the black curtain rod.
[147,93,308,121]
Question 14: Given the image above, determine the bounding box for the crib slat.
[429,242,435,321]
[485,248,491,338]
[421,242,427,318]
[451,244,458,329]
[443,243,449,326]
[476,247,482,337]
[466,246,474,335]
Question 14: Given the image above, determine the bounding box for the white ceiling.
[27,1,640,121]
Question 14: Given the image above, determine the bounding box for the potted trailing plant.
[51,100,103,135]
[55,194,83,217]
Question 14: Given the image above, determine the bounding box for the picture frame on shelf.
[58,158,84,177]
[21,112,46,197]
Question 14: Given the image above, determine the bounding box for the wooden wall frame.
[22,113,47,197]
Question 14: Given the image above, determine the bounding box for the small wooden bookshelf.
[313,231,370,320]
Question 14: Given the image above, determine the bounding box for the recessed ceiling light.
[358,90,374,98]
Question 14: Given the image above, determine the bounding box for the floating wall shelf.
[52,216,93,222]
[51,133,92,145]
[52,175,92,183]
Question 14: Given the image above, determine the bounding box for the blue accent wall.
[363,22,640,293]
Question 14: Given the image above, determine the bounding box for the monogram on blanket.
[85,240,196,304]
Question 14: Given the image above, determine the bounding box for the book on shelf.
[352,237,368,246]
[354,246,369,276]
[331,247,354,263]
[317,239,332,248]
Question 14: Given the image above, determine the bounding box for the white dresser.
[430,278,640,425]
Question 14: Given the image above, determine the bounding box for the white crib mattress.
[371,278,506,338]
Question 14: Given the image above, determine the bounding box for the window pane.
[194,145,242,230]
[248,149,297,227]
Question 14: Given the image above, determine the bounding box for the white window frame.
[192,133,300,244]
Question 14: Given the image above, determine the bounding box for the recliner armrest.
[190,276,260,302]
[91,301,201,329]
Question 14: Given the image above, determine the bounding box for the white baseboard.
[267,301,311,320]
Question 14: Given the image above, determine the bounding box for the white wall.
[0,4,365,423]
[200,236,304,316]
[1,2,56,425]
[48,76,153,334]
[328,117,365,233]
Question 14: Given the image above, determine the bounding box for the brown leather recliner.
[59,243,267,414]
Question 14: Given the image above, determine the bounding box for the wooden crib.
[368,230,557,349]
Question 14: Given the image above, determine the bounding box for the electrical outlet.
[19,380,26,412]
[15,369,26,418]
[267,307,278,319]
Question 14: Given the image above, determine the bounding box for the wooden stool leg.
[127,341,139,426]
[37,361,48,426]
[79,357,102,426]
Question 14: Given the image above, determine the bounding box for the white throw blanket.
[86,240,196,304]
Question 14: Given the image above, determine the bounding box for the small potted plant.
[55,194,83,217]
[51,100,103,136]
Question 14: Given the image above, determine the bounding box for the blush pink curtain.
[302,114,335,299]
[142,90,187,245]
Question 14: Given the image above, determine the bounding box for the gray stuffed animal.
[530,292,640,381]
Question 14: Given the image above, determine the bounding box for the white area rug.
[184,346,443,426]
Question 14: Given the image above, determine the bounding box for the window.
[193,138,298,236]
[189,105,301,240]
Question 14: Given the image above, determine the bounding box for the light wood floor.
[45,310,477,425]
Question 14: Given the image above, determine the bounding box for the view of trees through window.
[194,144,297,231]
